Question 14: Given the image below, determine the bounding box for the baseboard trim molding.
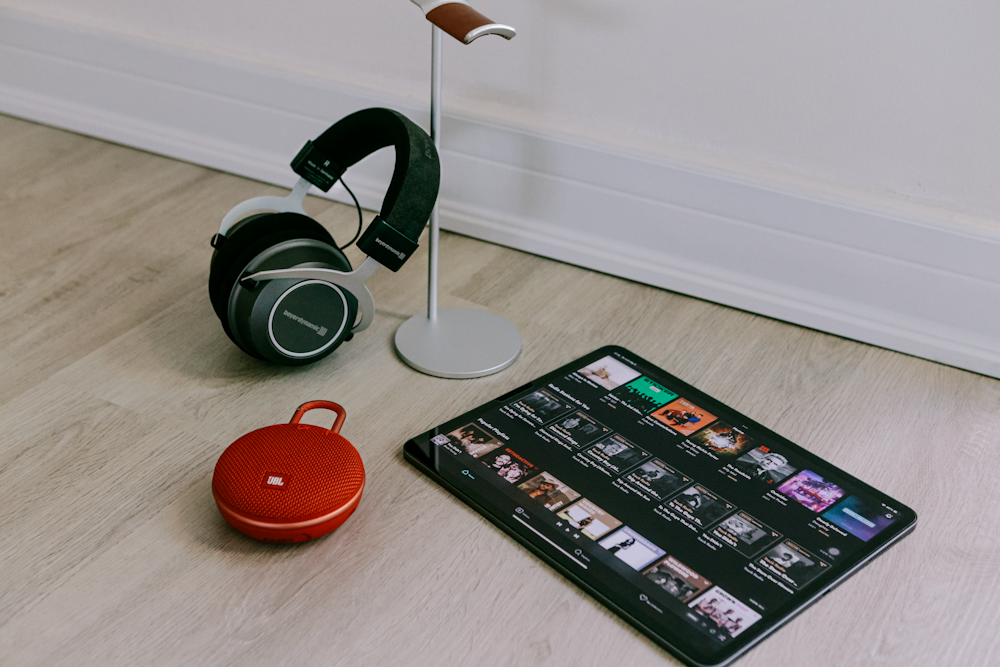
[3,8,999,377]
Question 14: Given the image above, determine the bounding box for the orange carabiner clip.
[289,401,347,434]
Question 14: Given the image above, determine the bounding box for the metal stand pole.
[393,25,521,379]
[427,24,442,322]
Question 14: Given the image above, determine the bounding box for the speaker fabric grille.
[213,424,365,522]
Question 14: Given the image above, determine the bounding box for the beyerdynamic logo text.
[283,310,328,337]
[375,237,405,260]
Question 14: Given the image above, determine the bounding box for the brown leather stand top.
[426,3,501,44]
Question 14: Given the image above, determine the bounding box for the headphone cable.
[337,176,364,250]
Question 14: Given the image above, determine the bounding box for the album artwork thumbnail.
[609,377,679,413]
[556,498,622,540]
[822,495,897,542]
[732,445,796,485]
[576,355,642,390]
[480,447,537,485]
[777,470,845,513]
[668,484,736,528]
[440,423,501,458]
[598,526,666,571]
[690,422,754,457]
[585,434,650,474]
[688,586,762,640]
[546,411,611,448]
[643,556,712,603]
[712,511,781,558]
[759,541,830,590]
[513,389,575,425]
[651,398,717,436]
[625,459,692,501]
[518,472,582,512]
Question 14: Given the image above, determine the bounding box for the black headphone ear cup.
[210,212,355,362]
[239,276,358,365]
[209,212,338,326]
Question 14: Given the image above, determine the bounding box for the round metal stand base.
[395,308,521,379]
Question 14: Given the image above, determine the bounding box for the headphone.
[208,108,440,365]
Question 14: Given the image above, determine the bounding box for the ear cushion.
[209,212,348,345]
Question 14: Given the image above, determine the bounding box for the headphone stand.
[395,14,521,379]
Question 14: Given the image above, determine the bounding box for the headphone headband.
[292,108,440,270]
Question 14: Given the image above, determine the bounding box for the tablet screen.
[405,346,916,666]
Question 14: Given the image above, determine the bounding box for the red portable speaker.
[212,401,365,543]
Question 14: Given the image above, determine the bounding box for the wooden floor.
[1,114,997,667]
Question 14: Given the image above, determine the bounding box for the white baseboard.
[3,8,1000,377]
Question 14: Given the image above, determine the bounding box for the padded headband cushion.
[312,108,440,243]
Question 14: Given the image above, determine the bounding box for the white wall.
[5,0,1000,231]
[3,1,1000,377]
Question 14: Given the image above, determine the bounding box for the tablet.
[403,346,916,666]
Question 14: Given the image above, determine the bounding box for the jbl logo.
[262,472,290,490]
